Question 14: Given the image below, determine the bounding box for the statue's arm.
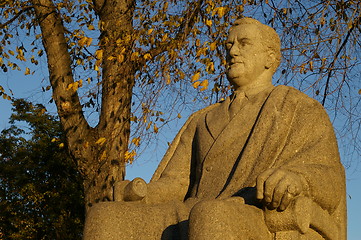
[115,109,204,204]
[144,116,198,204]
[256,97,344,213]
[114,130,193,204]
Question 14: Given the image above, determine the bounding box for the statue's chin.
[226,72,244,86]
[227,64,244,79]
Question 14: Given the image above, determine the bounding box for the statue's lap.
[84,198,273,240]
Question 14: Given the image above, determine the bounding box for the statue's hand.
[124,177,148,201]
[114,178,147,202]
[256,169,304,211]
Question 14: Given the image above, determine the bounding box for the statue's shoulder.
[188,101,222,119]
[272,85,323,109]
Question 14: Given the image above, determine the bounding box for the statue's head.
[226,17,281,90]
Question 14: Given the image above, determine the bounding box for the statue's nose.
[229,44,239,57]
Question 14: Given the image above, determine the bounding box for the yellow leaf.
[61,101,71,111]
[125,150,136,163]
[147,29,154,34]
[86,37,93,46]
[154,124,159,133]
[100,150,107,160]
[78,37,92,47]
[51,138,58,142]
[348,21,353,29]
[163,2,169,11]
[76,58,83,65]
[196,39,201,47]
[8,50,14,56]
[165,73,171,84]
[207,62,215,72]
[96,137,107,145]
[73,82,79,91]
[144,53,152,60]
[177,113,182,119]
[66,83,74,91]
[210,41,217,51]
[131,137,141,146]
[199,79,209,91]
[215,7,227,18]
[191,72,200,82]
[38,108,46,116]
[25,67,31,75]
[66,81,80,91]
[88,24,95,30]
[162,33,168,42]
[124,34,132,43]
[95,49,103,60]
[78,37,87,47]
[117,54,125,63]
[192,81,200,88]
[205,19,212,27]
[59,143,64,148]
[131,51,139,61]
[179,71,185,79]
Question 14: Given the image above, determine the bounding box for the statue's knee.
[87,202,112,223]
[84,202,118,239]
[190,199,228,222]
[85,202,143,239]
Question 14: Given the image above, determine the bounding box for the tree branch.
[0,6,33,29]
[322,15,360,106]
[137,0,204,69]
[31,0,91,161]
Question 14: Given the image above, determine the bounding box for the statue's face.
[226,23,270,89]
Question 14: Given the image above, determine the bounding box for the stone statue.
[84,18,346,240]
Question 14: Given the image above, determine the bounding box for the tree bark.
[32,0,136,209]
[91,0,136,204]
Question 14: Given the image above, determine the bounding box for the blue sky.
[1,69,360,239]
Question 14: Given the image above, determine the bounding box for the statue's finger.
[278,185,296,211]
[270,177,289,209]
[256,169,274,200]
[263,170,285,203]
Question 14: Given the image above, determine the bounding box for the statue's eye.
[238,39,252,47]
[226,43,233,50]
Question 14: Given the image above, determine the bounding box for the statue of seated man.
[84,17,346,240]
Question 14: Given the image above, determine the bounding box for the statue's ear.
[265,50,276,70]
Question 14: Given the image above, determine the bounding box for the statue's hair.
[232,17,281,73]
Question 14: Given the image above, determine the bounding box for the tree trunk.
[89,0,136,205]
[32,0,135,210]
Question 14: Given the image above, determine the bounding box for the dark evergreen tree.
[0,99,84,239]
